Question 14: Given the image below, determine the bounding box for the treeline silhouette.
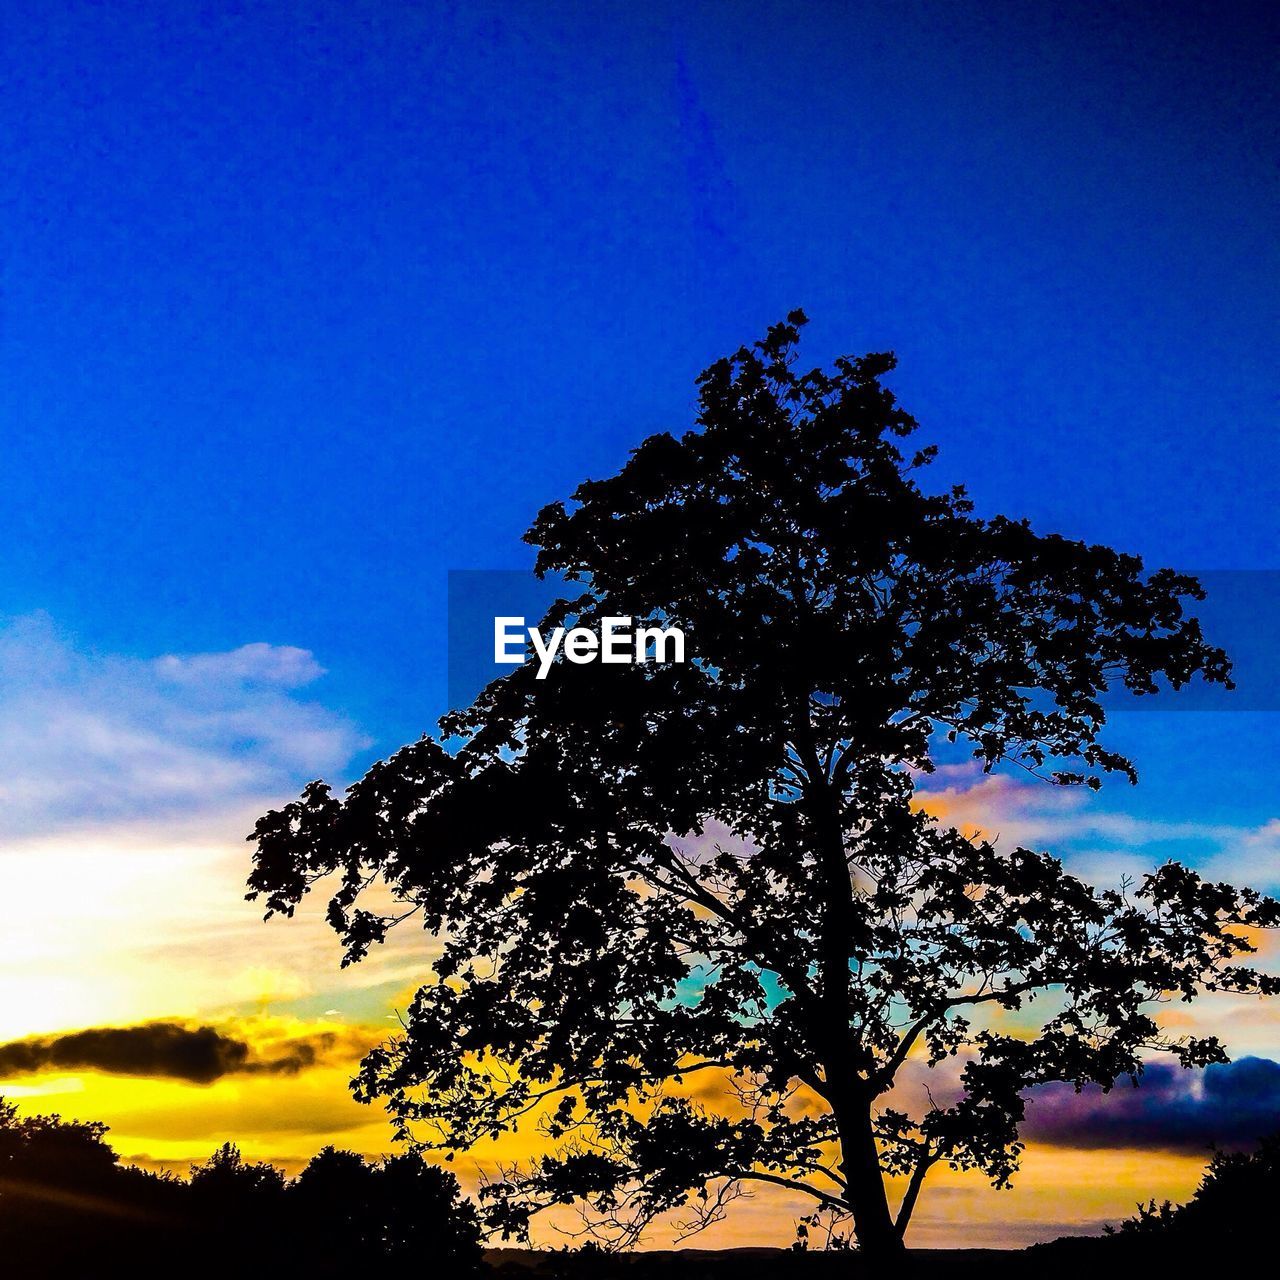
[5,1094,1277,1276]
[0,1098,483,1277]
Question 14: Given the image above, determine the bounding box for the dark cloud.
[1024,1057,1280,1153]
[0,1021,336,1084]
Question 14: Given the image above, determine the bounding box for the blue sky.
[2,0,1276,783]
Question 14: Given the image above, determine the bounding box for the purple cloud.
[1024,1057,1280,1152]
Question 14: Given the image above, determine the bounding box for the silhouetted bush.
[1102,1132,1279,1261]
[1031,1133,1280,1267]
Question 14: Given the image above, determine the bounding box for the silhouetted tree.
[0,1097,185,1271]
[0,1098,118,1192]
[290,1145,483,1271]
[373,1151,484,1265]
[188,1140,286,1257]
[292,1143,374,1254]
[247,315,1279,1259]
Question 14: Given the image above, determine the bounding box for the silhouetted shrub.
[1111,1132,1280,1256]
[0,1098,188,1270]
[1032,1132,1280,1267]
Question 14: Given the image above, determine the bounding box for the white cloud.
[0,613,367,840]
[0,617,430,1041]
[154,641,324,688]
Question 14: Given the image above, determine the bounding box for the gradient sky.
[1,0,1277,1251]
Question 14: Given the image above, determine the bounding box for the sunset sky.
[1,0,1277,1251]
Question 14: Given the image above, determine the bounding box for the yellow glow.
[0,809,1264,1250]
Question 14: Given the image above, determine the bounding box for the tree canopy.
[248,314,1278,1258]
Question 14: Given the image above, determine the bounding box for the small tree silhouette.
[291,1144,373,1252]
[248,315,1279,1258]
[290,1145,482,1270]
[188,1142,286,1260]
[1032,1132,1280,1268]
[0,1098,119,1193]
[190,1140,287,1197]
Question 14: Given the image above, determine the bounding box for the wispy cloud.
[0,613,366,840]
[918,769,1280,892]
[0,615,420,1045]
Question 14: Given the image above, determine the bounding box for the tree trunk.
[836,1095,905,1259]
[801,746,905,1258]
